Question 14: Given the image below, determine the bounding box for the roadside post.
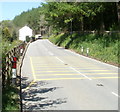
[86,48,89,56]
[12,56,17,84]
[81,47,84,54]
[20,45,23,56]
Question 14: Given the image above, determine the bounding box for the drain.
[64,64,68,65]
[97,84,104,86]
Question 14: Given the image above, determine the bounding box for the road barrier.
[2,42,26,87]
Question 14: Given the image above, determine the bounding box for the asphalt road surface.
[21,39,119,111]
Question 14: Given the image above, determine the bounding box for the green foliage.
[43,2,119,32]
[12,30,17,41]
[11,3,119,35]
[13,7,42,34]
[2,85,19,110]
[49,32,119,65]
[1,20,19,42]
[2,39,22,111]
[2,27,11,41]
[26,36,30,42]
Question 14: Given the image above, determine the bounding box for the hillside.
[49,32,119,66]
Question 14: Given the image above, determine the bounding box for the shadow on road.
[21,77,67,110]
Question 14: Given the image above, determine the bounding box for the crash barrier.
[2,42,26,87]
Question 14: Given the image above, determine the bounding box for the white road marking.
[65,49,118,69]
[46,39,57,46]
[69,66,92,80]
[55,56,92,80]
[111,92,119,97]
[48,51,54,56]
[55,57,64,63]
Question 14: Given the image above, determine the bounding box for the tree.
[2,27,11,41]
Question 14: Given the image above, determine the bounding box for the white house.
[19,26,33,41]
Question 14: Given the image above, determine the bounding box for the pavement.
[21,39,119,111]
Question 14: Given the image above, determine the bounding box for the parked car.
[35,34,42,40]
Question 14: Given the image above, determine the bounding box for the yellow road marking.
[88,70,109,71]
[34,73,117,76]
[92,77,120,79]
[34,70,117,74]
[30,57,36,80]
[88,72,117,74]
[34,71,75,72]
[35,74,81,76]
[25,57,118,90]
[33,68,110,71]
[23,57,37,91]
[35,77,119,81]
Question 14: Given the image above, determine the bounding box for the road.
[21,39,119,111]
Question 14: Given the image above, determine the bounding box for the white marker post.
[12,69,16,84]
[87,48,89,56]
[81,47,84,54]
[12,56,17,84]
[20,48,23,56]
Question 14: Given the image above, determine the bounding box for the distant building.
[19,26,33,41]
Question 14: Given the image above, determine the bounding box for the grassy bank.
[49,32,119,66]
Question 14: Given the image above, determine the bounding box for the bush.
[26,36,30,42]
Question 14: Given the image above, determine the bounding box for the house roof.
[19,25,32,31]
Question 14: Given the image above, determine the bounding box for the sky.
[0,2,45,21]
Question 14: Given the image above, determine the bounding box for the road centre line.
[55,57,64,63]
[111,92,119,97]
[69,66,92,80]
[55,56,91,80]
[54,56,115,80]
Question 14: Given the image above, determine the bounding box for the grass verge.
[49,32,119,66]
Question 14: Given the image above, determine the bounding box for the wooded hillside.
[12,2,120,34]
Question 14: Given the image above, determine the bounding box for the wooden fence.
[2,42,26,87]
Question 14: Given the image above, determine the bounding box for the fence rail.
[2,42,26,87]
